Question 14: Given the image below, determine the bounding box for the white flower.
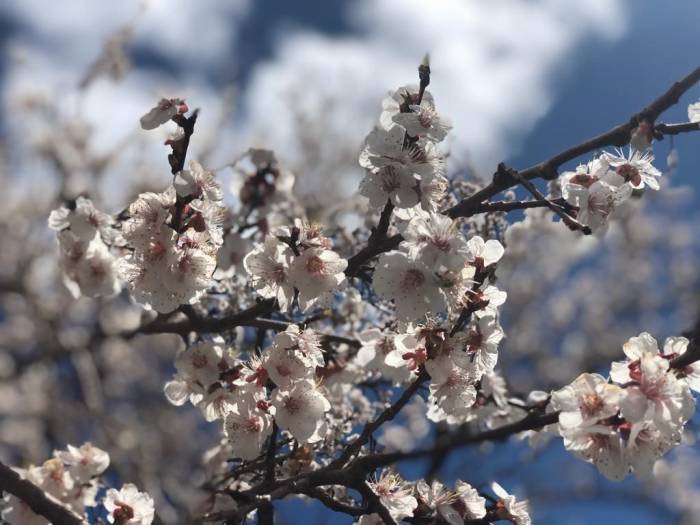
[602,148,662,190]
[465,236,504,271]
[559,157,611,200]
[469,284,508,318]
[462,315,504,377]
[271,380,330,443]
[566,179,631,233]
[491,482,531,525]
[104,483,155,524]
[263,346,315,388]
[372,251,447,323]
[399,211,468,271]
[356,514,384,525]
[392,99,452,143]
[359,126,446,210]
[367,470,417,522]
[243,236,294,310]
[454,480,487,520]
[174,340,224,387]
[59,236,121,299]
[561,426,627,481]
[355,329,411,383]
[688,99,700,123]
[161,243,216,308]
[119,218,216,313]
[660,336,700,393]
[197,385,241,422]
[550,373,622,431]
[164,374,205,408]
[630,120,653,151]
[288,247,347,311]
[618,354,694,432]
[272,324,325,368]
[174,160,223,201]
[359,164,420,209]
[415,480,463,525]
[187,199,227,246]
[379,84,435,130]
[622,420,679,479]
[427,365,477,425]
[385,331,428,372]
[139,97,188,130]
[56,443,110,482]
[121,192,174,248]
[611,333,695,432]
[224,405,273,460]
[33,458,74,499]
[48,196,111,242]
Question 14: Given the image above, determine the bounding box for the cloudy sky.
[1,2,699,523]
[2,0,669,205]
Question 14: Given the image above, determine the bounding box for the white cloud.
[236,0,627,201]
[0,0,628,207]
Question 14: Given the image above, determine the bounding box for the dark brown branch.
[473,198,555,214]
[346,200,400,278]
[357,411,560,471]
[357,481,398,525]
[509,166,591,234]
[359,324,700,470]
[301,487,366,516]
[332,368,429,468]
[342,66,700,274]
[0,461,85,525]
[654,121,700,137]
[168,111,199,175]
[446,66,700,219]
[126,301,361,349]
[345,233,402,278]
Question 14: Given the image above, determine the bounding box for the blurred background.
[0,0,699,523]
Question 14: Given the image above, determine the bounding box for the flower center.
[380,166,401,193]
[579,392,605,418]
[616,164,642,186]
[401,268,425,289]
[283,396,302,414]
[627,360,642,382]
[377,337,395,355]
[306,255,325,275]
[569,173,598,188]
[113,502,135,525]
[417,108,435,128]
[191,353,208,369]
[245,416,262,433]
[466,331,482,354]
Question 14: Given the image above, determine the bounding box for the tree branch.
[0,461,85,525]
[446,66,700,219]
[332,368,429,468]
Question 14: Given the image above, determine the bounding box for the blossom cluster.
[117,160,226,312]
[244,221,348,311]
[358,470,530,525]
[557,148,662,233]
[38,67,700,525]
[551,332,698,480]
[1,442,154,525]
[359,84,450,212]
[165,324,331,460]
[48,101,227,313]
[48,196,121,298]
